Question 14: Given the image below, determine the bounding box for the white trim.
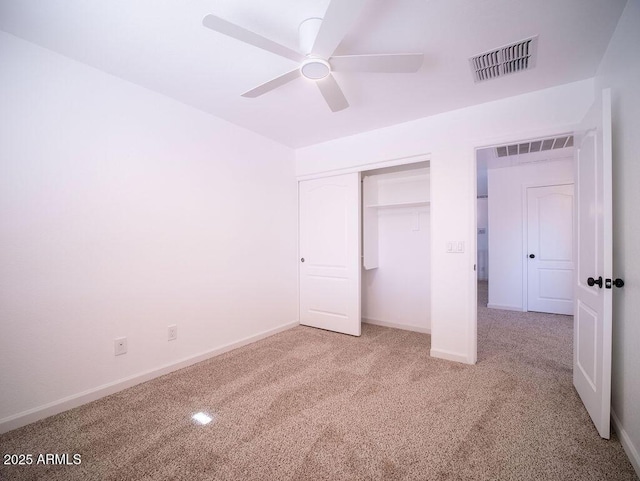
[296,153,430,181]
[522,184,529,311]
[486,303,524,312]
[0,321,299,434]
[612,410,640,477]
[430,348,471,364]
[297,181,301,325]
[469,146,478,364]
[362,317,431,334]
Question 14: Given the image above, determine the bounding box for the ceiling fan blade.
[203,14,303,63]
[241,68,301,98]
[316,74,349,112]
[331,53,424,73]
[311,0,368,58]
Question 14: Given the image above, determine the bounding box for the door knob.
[587,276,603,288]
[529,254,535,259]
[300,258,305,263]
[605,278,624,289]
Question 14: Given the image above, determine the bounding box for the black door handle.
[587,276,603,288]
[605,278,624,289]
[529,254,535,259]
[300,258,305,263]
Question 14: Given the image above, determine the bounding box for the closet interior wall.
[361,165,431,333]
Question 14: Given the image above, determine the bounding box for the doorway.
[475,136,575,314]
[475,87,615,439]
[361,163,431,334]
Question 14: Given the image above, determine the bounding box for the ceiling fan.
[202,0,424,112]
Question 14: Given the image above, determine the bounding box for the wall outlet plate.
[114,337,127,356]
[168,325,177,341]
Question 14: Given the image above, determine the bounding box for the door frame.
[521,181,575,313]
[296,153,430,182]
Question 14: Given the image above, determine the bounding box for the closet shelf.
[365,200,430,208]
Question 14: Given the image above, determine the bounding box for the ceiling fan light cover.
[300,58,331,80]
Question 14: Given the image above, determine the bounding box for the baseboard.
[612,409,640,477]
[0,320,298,434]
[430,348,472,364]
[486,303,523,312]
[362,317,430,334]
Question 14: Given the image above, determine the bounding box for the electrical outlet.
[114,337,127,356]
[168,325,177,341]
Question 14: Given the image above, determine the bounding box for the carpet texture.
[1,282,637,480]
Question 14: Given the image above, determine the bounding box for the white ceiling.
[0,0,627,148]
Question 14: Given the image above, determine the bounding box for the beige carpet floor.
[1,282,637,480]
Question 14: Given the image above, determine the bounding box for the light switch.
[447,240,465,253]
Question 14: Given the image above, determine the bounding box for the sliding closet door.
[299,173,361,336]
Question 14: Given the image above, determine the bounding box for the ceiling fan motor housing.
[298,17,323,54]
[299,18,331,80]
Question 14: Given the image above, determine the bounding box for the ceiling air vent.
[470,36,538,83]
[495,134,574,158]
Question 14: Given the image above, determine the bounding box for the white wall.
[487,159,574,311]
[593,0,640,474]
[296,79,594,364]
[0,32,298,431]
[362,171,430,332]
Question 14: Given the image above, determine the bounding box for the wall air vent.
[470,36,538,83]
[495,134,574,158]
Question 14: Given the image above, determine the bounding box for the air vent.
[495,134,573,158]
[470,36,538,83]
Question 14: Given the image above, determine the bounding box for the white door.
[527,184,574,315]
[573,88,613,439]
[299,173,361,336]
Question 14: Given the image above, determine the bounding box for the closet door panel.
[299,173,361,336]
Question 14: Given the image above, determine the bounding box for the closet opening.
[361,161,431,334]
